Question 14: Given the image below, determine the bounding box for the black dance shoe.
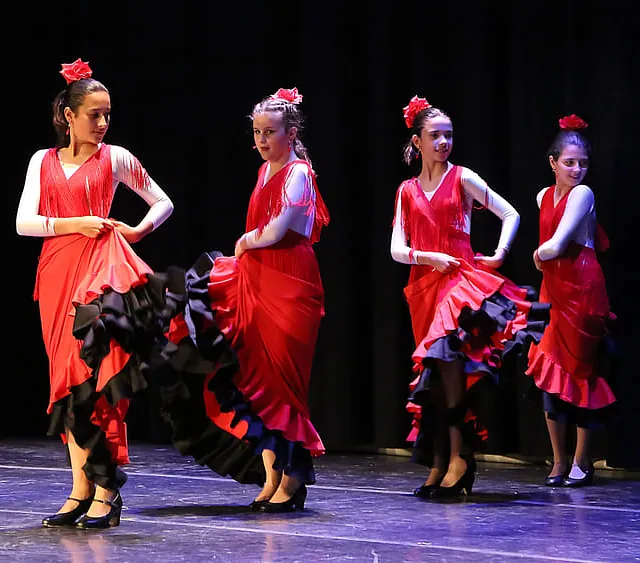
[249,499,270,511]
[544,474,566,487]
[563,465,594,488]
[413,480,443,499]
[431,456,477,499]
[41,496,93,527]
[76,492,123,529]
[544,467,568,487]
[259,485,307,513]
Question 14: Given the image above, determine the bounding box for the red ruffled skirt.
[525,246,616,409]
[405,257,548,450]
[205,232,326,456]
[160,232,325,485]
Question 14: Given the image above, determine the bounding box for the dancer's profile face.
[66,90,111,146]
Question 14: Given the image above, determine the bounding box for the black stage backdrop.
[6,1,638,467]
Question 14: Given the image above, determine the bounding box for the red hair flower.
[271,87,303,104]
[403,95,432,128]
[60,58,93,85]
[559,114,588,130]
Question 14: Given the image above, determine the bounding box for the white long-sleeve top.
[242,161,316,249]
[390,163,520,264]
[535,185,597,261]
[16,144,174,237]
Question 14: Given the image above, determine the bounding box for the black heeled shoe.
[249,484,279,511]
[413,483,439,499]
[249,499,270,511]
[544,474,565,487]
[563,465,594,488]
[544,467,568,487]
[259,485,307,513]
[76,492,123,529]
[41,496,93,527]
[413,473,444,499]
[431,456,477,499]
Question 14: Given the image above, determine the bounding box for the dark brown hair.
[52,78,109,148]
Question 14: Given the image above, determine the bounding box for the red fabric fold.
[409,261,532,366]
[71,230,152,306]
[206,244,326,455]
[202,373,250,440]
[527,344,615,409]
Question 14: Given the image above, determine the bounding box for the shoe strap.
[67,496,92,503]
[92,494,121,509]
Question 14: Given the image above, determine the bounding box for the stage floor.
[1,438,638,562]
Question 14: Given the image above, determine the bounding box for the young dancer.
[526,114,616,487]
[16,58,174,528]
[391,95,548,498]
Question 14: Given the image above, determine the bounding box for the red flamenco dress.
[525,186,616,418]
[36,145,176,489]
[161,159,329,486]
[397,166,550,465]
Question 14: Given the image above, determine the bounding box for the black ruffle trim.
[410,287,550,405]
[50,271,184,488]
[47,379,128,490]
[72,269,185,398]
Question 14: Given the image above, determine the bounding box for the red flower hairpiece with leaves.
[60,58,93,85]
[403,95,432,128]
[559,114,588,130]
[271,87,303,104]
